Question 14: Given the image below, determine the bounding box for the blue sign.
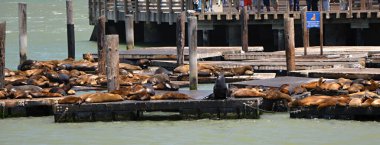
[306,12,320,29]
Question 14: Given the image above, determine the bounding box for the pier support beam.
[66,0,75,59]
[284,17,295,73]
[273,29,285,51]
[241,7,248,52]
[106,35,120,92]
[0,22,5,88]
[188,16,198,90]
[355,28,363,46]
[125,14,134,49]
[176,12,186,66]
[97,16,106,75]
[226,25,241,46]
[18,3,27,65]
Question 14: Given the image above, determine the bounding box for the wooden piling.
[157,0,162,24]
[284,17,295,72]
[349,0,353,18]
[176,12,186,66]
[168,0,173,25]
[301,7,309,55]
[320,10,324,55]
[0,22,5,89]
[125,14,134,49]
[106,35,120,92]
[241,7,248,52]
[18,3,27,65]
[97,16,106,75]
[66,0,75,59]
[180,0,185,11]
[145,0,150,24]
[188,16,198,90]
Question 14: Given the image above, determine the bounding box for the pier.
[89,0,380,49]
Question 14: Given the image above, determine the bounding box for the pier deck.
[54,90,261,122]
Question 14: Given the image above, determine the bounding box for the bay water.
[0,0,379,145]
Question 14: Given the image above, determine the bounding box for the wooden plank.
[18,3,27,64]
[0,22,5,89]
[106,35,120,92]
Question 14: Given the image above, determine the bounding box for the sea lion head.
[212,73,228,99]
[18,60,37,71]
[137,59,151,69]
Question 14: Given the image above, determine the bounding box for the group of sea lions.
[174,63,254,77]
[289,77,380,109]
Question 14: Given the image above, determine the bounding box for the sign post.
[305,11,323,55]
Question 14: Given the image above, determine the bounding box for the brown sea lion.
[364,80,379,91]
[58,96,83,104]
[119,63,142,70]
[84,93,124,103]
[361,97,374,108]
[4,68,15,77]
[348,91,379,98]
[151,92,191,100]
[371,99,380,107]
[137,59,151,69]
[264,89,292,102]
[279,84,290,95]
[318,82,341,91]
[337,78,352,90]
[290,95,350,109]
[231,65,253,75]
[349,98,362,107]
[19,69,44,77]
[293,86,307,95]
[347,83,364,93]
[30,92,63,98]
[83,53,95,62]
[0,89,8,99]
[301,78,324,90]
[231,88,266,98]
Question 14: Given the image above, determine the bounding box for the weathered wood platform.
[89,46,263,60]
[289,68,380,80]
[290,106,380,120]
[229,76,321,88]
[171,73,276,83]
[152,60,362,73]
[0,97,63,118]
[53,93,261,122]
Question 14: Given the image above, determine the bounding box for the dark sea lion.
[58,96,83,104]
[154,67,173,75]
[137,59,151,69]
[148,74,170,85]
[279,84,290,95]
[18,60,37,71]
[151,92,191,100]
[198,69,213,77]
[293,86,307,95]
[27,75,50,87]
[84,93,124,103]
[163,82,179,91]
[211,74,228,99]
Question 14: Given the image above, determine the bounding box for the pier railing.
[89,0,380,25]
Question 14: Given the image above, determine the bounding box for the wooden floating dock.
[229,76,320,88]
[90,46,263,60]
[54,90,260,122]
[290,68,380,80]
[170,73,276,83]
[0,97,62,118]
[290,106,380,120]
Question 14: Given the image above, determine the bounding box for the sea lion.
[279,84,291,95]
[27,75,50,87]
[18,60,37,71]
[119,63,142,70]
[30,92,63,98]
[361,97,374,108]
[231,88,266,98]
[211,74,227,99]
[301,78,324,90]
[84,93,124,103]
[137,59,151,69]
[318,82,341,91]
[290,95,350,109]
[4,68,15,77]
[231,65,254,75]
[371,99,380,107]
[151,92,191,100]
[337,78,352,90]
[148,74,170,85]
[349,98,362,107]
[154,67,173,75]
[264,89,292,102]
[293,86,307,95]
[364,80,379,91]
[58,96,83,104]
[174,64,190,74]
[347,83,364,93]
[0,89,8,99]
[19,69,44,77]
[83,53,95,62]
[348,91,379,98]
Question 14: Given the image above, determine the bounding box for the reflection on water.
[0,114,379,145]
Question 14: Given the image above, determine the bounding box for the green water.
[0,0,380,144]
